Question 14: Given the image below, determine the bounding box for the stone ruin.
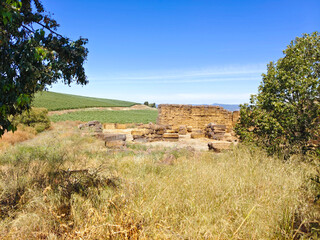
[78,104,240,151]
[131,123,179,142]
[78,121,126,148]
[157,104,240,132]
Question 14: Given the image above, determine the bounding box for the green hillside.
[50,110,158,123]
[32,91,138,111]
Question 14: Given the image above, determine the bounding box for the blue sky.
[45,0,320,104]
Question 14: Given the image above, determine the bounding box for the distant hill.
[212,103,240,111]
[32,91,138,111]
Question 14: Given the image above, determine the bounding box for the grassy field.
[32,91,138,111]
[50,109,158,123]
[0,122,319,239]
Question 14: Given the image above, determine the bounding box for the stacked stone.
[103,134,126,148]
[131,123,175,142]
[78,121,126,148]
[178,125,187,135]
[162,133,179,142]
[191,129,204,139]
[131,129,150,143]
[205,123,227,140]
[157,104,240,132]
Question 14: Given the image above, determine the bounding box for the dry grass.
[0,122,319,239]
[0,125,37,150]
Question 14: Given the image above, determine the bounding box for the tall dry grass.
[0,125,37,150]
[0,122,318,239]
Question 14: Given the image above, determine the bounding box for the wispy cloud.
[121,93,253,104]
[51,63,263,104]
[88,63,266,84]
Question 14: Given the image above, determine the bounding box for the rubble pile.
[205,123,227,140]
[78,121,103,134]
[131,123,175,142]
[79,121,126,148]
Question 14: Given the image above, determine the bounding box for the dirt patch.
[102,127,225,151]
[48,104,155,116]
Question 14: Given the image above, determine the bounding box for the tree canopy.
[0,0,88,136]
[236,32,320,157]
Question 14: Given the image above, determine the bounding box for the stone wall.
[157,104,240,132]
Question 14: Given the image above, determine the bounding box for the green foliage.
[50,109,158,124]
[149,103,156,108]
[32,91,138,111]
[0,0,88,136]
[236,32,320,156]
[13,107,51,133]
[143,101,156,108]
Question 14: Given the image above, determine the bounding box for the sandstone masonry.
[157,104,240,132]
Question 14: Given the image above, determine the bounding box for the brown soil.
[48,104,156,116]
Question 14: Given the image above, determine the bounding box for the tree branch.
[22,24,35,34]
[35,21,63,38]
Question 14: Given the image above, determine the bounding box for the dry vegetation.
[0,122,319,239]
[0,125,37,151]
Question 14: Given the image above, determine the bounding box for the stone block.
[133,138,148,143]
[132,135,144,139]
[103,123,116,129]
[163,133,179,139]
[193,129,203,133]
[156,129,165,135]
[212,124,227,130]
[103,134,127,142]
[115,123,127,129]
[179,130,187,135]
[208,142,233,152]
[131,130,146,136]
[191,133,205,139]
[166,130,176,133]
[105,140,126,148]
[165,138,179,142]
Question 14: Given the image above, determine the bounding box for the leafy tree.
[144,101,149,106]
[0,0,88,136]
[149,103,156,108]
[236,32,320,156]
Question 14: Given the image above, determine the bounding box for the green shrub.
[236,32,320,157]
[13,108,51,133]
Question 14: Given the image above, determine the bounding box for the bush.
[143,101,156,108]
[236,32,320,157]
[13,108,51,133]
